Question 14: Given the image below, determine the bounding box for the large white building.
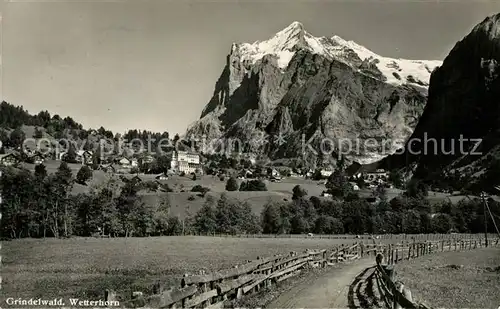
[170,151,201,174]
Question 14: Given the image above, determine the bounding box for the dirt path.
[266,258,376,309]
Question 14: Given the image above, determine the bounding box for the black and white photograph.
[1,0,499,308]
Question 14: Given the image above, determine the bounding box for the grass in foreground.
[395,247,500,308]
[2,236,358,301]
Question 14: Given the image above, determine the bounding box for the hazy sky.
[1,0,499,136]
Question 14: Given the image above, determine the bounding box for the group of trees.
[192,195,261,235]
[225,177,267,192]
[0,101,84,141]
[260,183,499,235]
[0,101,81,130]
[122,130,171,151]
[0,163,186,239]
[0,127,26,150]
[204,154,255,176]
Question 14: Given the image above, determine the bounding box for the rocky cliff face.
[382,13,500,178]
[186,22,442,165]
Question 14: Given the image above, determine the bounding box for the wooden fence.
[373,237,500,309]
[195,233,498,241]
[105,237,499,309]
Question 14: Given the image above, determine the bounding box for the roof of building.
[0,153,19,159]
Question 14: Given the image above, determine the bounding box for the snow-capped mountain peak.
[232,21,443,87]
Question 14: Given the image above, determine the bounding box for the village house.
[155,173,169,180]
[349,182,360,191]
[270,168,281,179]
[30,153,44,164]
[140,155,155,164]
[365,169,389,183]
[243,169,254,178]
[58,150,93,165]
[78,150,93,165]
[116,157,132,166]
[170,150,202,174]
[130,175,142,183]
[305,169,314,178]
[321,191,332,198]
[56,151,65,161]
[98,163,116,173]
[266,167,281,179]
[0,153,20,166]
[320,168,334,178]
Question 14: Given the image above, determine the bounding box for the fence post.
[394,282,405,309]
[387,245,392,265]
[403,286,413,304]
[105,290,116,303]
[322,250,327,268]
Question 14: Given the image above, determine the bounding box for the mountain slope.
[187,22,442,165]
[381,13,500,188]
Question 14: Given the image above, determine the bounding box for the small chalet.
[349,182,360,191]
[155,173,169,180]
[116,157,132,166]
[130,175,142,184]
[270,168,281,178]
[365,169,389,182]
[320,169,333,178]
[243,169,253,178]
[99,163,116,173]
[58,150,93,165]
[31,153,45,164]
[77,150,93,165]
[141,155,154,164]
[0,153,20,166]
[321,191,332,198]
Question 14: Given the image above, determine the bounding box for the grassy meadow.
[396,247,500,308]
[2,236,361,300]
[2,234,475,301]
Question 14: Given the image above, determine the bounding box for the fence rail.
[191,233,499,241]
[105,236,500,308]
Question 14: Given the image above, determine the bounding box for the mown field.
[396,247,500,308]
[1,235,450,301]
[2,236,361,300]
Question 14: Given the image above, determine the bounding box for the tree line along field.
[14,159,476,222]
[2,159,499,240]
[0,234,474,302]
